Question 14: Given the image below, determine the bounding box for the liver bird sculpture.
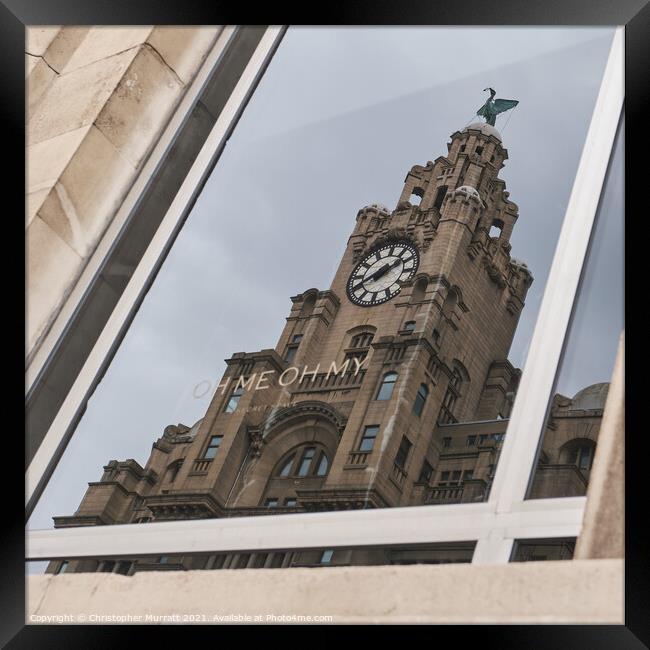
[476,87,519,126]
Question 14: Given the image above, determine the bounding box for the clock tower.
[56,118,570,571]
[117,118,533,517]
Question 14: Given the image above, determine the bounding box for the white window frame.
[25,27,624,565]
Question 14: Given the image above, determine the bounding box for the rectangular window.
[284,346,298,363]
[467,435,477,447]
[270,554,284,568]
[358,425,379,452]
[115,561,132,575]
[394,436,412,470]
[265,498,279,508]
[284,498,297,507]
[442,437,451,448]
[254,554,268,568]
[403,321,416,333]
[320,550,334,564]
[224,387,244,413]
[203,435,223,459]
[237,554,251,568]
[418,460,433,484]
[56,560,69,574]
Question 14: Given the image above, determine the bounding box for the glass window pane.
[511,538,576,562]
[278,454,295,477]
[27,27,615,572]
[284,346,297,364]
[316,453,329,477]
[36,542,476,575]
[376,372,397,400]
[526,121,623,500]
[359,426,379,452]
[297,448,316,477]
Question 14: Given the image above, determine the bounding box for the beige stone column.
[574,332,624,559]
[26,26,221,358]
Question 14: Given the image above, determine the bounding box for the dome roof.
[570,383,610,411]
[462,122,502,141]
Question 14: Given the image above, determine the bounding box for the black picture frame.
[7,0,648,645]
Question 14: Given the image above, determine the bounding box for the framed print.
[11,0,646,642]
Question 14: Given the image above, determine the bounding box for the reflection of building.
[49,121,605,575]
[530,383,608,499]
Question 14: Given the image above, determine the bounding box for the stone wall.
[27,559,623,624]
[26,26,221,358]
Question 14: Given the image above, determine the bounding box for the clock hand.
[369,263,390,282]
[368,259,402,282]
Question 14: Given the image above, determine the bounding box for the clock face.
[346,242,420,306]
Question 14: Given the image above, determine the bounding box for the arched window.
[300,292,317,317]
[409,187,423,206]
[350,331,374,349]
[489,218,504,239]
[561,439,596,472]
[442,289,458,318]
[413,383,429,417]
[433,185,448,209]
[165,460,183,483]
[411,277,428,303]
[345,328,375,365]
[274,445,330,479]
[224,385,244,413]
[376,372,398,401]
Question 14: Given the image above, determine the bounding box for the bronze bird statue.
[476,87,519,126]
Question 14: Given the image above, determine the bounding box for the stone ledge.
[27,559,623,624]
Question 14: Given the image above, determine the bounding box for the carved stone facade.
[49,121,606,574]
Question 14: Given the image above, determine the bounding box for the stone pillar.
[574,333,624,559]
[26,26,221,358]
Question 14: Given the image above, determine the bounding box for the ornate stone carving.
[263,400,348,439]
[482,257,507,288]
[247,426,265,457]
[162,423,194,443]
[368,227,422,254]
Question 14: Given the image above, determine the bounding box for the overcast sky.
[28,26,621,538]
